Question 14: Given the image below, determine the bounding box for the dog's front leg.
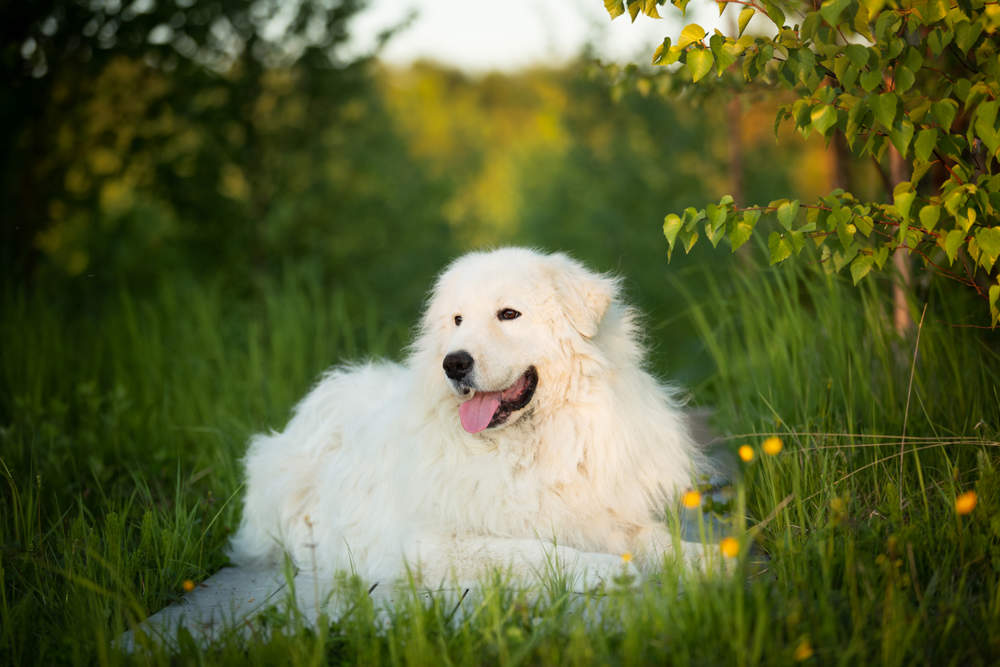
[404,536,637,591]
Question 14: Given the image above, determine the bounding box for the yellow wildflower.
[682,490,702,509]
[762,436,784,456]
[794,637,814,661]
[182,580,195,593]
[719,537,739,558]
[738,445,754,462]
[956,490,977,515]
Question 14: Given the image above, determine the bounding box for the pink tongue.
[459,392,501,433]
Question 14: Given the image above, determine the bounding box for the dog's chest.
[412,449,594,539]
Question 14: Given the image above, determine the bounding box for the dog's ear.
[546,253,617,338]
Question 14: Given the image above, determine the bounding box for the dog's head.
[420,248,619,434]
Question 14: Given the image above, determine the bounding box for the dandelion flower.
[738,445,754,462]
[956,490,977,515]
[621,552,633,563]
[762,436,783,456]
[794,638,814,661]
[682,490,702,509]
[182,580,195,593]
[719,537,739,558]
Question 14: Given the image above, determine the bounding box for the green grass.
[2,260,999,665]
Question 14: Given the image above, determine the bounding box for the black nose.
[443,350,474,380]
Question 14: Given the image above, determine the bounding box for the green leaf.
[889,119,915,158]
[944,188,968,217]
[837,215,856,248]
[833,244,859,271]
[887,37,905,59]
[944,228,965,264]
[954,21,984,53]
[682,206,705,230]
[927,27,953,56]
[729,219,754,252]
[705,219,724,247]
[763,1,785,28]
[686,49,714,82]
[643,0,661,18]
[874,10,900,42]
[845,44,869,68]
[903,46,923,72]
[873,93,899,130]
[932,99,957,131]
[841,64,859,90]
[819,0,852,25]
[894,66,915,94]
[652,38,671,65]
[706,203,727,231]
[918,204,941,231]
[768,232,793,265]
[793,99,813,130]
[975,100,1000,157]
[896,218,911,247]
[793,48,818,88]
[682,229,700,254]
[811,104,838,136]
[738,7,754,35]
[911,159,933,186]
[963,207,976,233]
[914,128,938,162]
[893,181,916,221]
[604,0,626,19]
[873,245,890,269]
[626,0,640,21]
[956,81,992,109]
[663,213,683,257]
[850,254,874,284]
[853,3,872,39]
[975,227,1000,271]
[971,235,985,268]
[800,11,822,41]
[710,34,737,74]
[678,23,707,48]
[975,99,999,131]
[916,0,948,25]
[788,229,806,254]
[990,284,999,327]
[777,199,801,230]
[860,69,882,92]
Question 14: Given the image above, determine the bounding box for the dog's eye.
[454,315,462,326]
[498,308,521,321]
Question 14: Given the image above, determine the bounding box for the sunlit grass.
[2,258,999,665]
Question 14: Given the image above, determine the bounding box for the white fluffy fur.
[230,248,707,588]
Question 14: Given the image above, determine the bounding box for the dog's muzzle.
[442,353,539,433]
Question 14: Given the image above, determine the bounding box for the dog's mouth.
[458,367,538,434]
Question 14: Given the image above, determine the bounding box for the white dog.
[230,248,707,589]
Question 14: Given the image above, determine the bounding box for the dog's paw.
[568,550,640,592]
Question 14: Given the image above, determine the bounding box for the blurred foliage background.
[2,0,841,345]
